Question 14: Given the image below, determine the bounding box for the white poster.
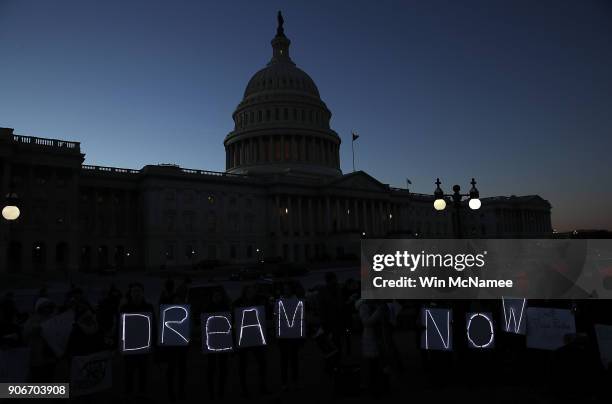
[0,348,30,382]
[70,351,113,396]
[594,324,612,369]
[40,310,75,357]
[526,308,575,350]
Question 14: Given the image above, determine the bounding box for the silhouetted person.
[66,304,106,356]
[318,272,344,355]
[158,279,187,403]
[233,285,268,397]
[174,276,192,303]
[96,284,122,349]
[278,282,303,391]
[120,283,154,398]
[205,289,231,400]
[23,298,57,382]
[0,299,22,349]
[357,299,388,396]
[341,278,360,354]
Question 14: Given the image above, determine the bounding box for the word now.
[120,299,304,354]
[421,298,578,351]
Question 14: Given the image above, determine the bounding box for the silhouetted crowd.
[1,272,611,403]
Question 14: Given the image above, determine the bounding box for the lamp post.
[433,178,481,238]
[2,191,20,221]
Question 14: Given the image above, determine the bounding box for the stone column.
[344,199,350,230]
[336,144,340,168]
[287,195,293,236]
[298,136,304,161]
[307,197,313,234]
[297,197,303,236]
[325,196,331,234]
[292,136,298,162]
[334,197,340,232]
[361,199,367,234]
[353,198,358,230]
[281,136,286,162]
[275,195,281,236]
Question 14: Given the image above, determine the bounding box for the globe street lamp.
[433,178,481,238]
[2,192,20,221]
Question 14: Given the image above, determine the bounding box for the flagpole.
[352,136,355,172]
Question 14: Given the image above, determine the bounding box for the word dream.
[120,298,305,354]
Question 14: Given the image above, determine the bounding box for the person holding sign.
[23,298,58,382]
[66,305,106,356]
[158,279,188,403]
[276,282,305,391]
[357,299,389,396]
[203,289,232,400]
[233,285,269,398]
[120,283,155,397]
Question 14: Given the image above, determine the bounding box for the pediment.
[325,171,389,192]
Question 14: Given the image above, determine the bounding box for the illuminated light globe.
[469,198,482,210]
[2,205,20,221]
[433,198,446,211]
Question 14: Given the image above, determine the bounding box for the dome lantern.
[270,11,292,65]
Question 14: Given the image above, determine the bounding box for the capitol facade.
[0,17,552,273]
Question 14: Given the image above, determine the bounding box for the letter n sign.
[235,306,267,348]
[276,299,305,338]
[420,308,452,351]
[120,312,152,355]
[159,305,190,346]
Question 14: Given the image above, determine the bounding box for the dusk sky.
[1,0,611,232]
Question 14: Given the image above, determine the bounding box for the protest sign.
[526,308,575,350]
[466,312,495,348]
[276,299,305,339]
[501,297,527,335]
[202,312,234,353]
[159,305,190,346]
[40,310,75,357]
[120,312,152,354]
[235,306,267,348]
[420,308,452,351]
[70,351,112,396]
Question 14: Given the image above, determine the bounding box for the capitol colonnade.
[226,134,340,171]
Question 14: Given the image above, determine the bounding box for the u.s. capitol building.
[0,16,551,273]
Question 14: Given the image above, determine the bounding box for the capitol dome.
[224,12,341,177]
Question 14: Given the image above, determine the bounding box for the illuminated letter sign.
[201,312,234,353]
[466,312,495,349]
[120,312,152,354]
[158,305,190,346]
[235,306,267,348]
[420,308,452,351]
[276,299,305,339]
[501,297,527,335]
